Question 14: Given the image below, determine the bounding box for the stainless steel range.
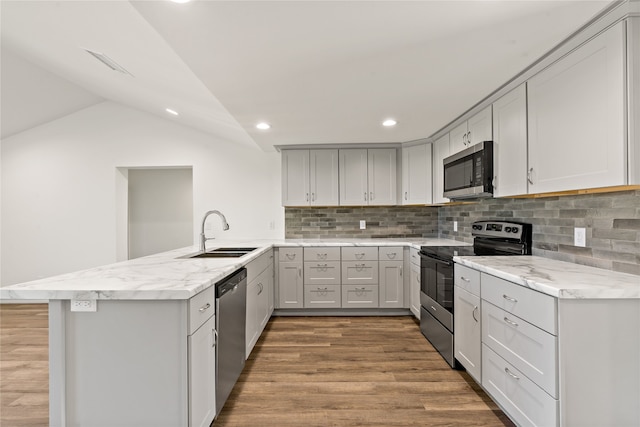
[419,220,532,367]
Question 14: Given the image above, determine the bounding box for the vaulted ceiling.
[1,1,611,151]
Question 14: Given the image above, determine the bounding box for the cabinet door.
[281,150,310,206]
[379,261,404,308]
[454,286,481,383]
[467,106,492,146]
[246,279,259,357]
[277,262,303,308]
[188,316,216,427]
[527,22,625,194]
[410,261,421,319]
[492,84,528,197]
[450,121,469,154]
[367,148,397,205]
[310,149,339,206]
[257,266,273,333]
[339,149,369,205]
[402,144,432,205]
[432,134,450,204]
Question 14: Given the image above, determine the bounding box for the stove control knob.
[512,227,519,233]
[505,227,512,232]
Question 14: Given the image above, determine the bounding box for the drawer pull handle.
[286,253,296,260]
[386,252,397,259]
[460,276,471,282]
[355,253,365,259]
[472,306,478,322]
[355,263,366,270]
[503,317,519,327]
[502,294,518,303]
[430,306,437,312]
[318,253,327,260]
[199,303,211,313]
[504,367,520,380]
[212,329,218,348]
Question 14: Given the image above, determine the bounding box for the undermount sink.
[180,247,257,259]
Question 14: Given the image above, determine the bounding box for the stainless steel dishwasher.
[215,267,247,416]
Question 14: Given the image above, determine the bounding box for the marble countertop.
[454,255,640,299]
[0,237,468,301]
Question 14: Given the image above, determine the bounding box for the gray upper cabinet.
[401,143,432,205]
[281,149,339,206]
[492,84,528,197]
[339,148,397,206]
[527,22,626,194]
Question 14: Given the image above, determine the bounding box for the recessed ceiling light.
[256,122,271,130]
[165,108,179,116]
[382,119,397,127]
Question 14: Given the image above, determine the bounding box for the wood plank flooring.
[0,304,514,426]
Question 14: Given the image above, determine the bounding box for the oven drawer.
[341,261,379,285]
[304,247,341,261]
[454,264,480,296]
[304,285,341,308]
[379,246,403,261]
[342,284,379,307]
[482,301,558,398]
[278,247,303,262]
[303,261,341,285]
[481,273,557,335]
[482,344,558,427]
[341,247,378,261]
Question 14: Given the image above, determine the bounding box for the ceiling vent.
[83,49,133,76]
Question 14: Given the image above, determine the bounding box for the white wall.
[1,101,282,286]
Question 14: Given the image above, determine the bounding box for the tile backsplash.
[284,190,640,276]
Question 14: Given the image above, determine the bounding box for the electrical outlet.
[453,221,458,232]
[71,299,97,312]
[574,227,586,247]
[360,220,366,230]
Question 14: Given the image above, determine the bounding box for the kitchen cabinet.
[449,106,492,154]
[188,315,217,427]
[401,143,432,204]
[303,247,341,308]
[432,134,450,204]
[276,248,303,308]
[492,84,528,197]
[456,261,639,427]
[527,22,625,194]
[281,149,339,206]
[339,148,397,206]
[378,247,404,308]
[453,264,481,383]
[246,249,274,357]
[409,248,421,319]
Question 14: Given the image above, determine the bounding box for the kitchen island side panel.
[50,300,189,427]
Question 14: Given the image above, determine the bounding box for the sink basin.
[179,247,258,259]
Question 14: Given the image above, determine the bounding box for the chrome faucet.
[200,210,230,252]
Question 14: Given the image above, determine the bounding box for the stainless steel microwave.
[443,141,493,200]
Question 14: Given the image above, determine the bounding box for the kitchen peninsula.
[2,238,639,427]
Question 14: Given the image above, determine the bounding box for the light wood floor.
[1,304,514,426]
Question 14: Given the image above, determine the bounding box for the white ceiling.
[1,0,611,151]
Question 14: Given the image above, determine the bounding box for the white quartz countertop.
[0,238,467,301]
[454,255,640,299]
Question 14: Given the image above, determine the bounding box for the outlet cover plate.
[574,227,586,247]
[71,300,97,312]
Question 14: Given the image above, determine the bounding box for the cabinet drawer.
[246,249,273,284]
[481,273,557,335]
[410,247,420,266]
[342,284,379,308]
[304,247,341,261]
[341,261,379,285]
[482,301,558,398]
[341,247,378,261]
[304,284,341,308]
[303,261,341,285]
[455,264,481,297]
[278,247,302,262]
[379,246,403,261]
[188,287,215,334]
[482,344,558,427]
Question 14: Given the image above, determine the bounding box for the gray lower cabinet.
[49,287,218,427]
[246,250,275,357]
[276,248,303,308]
